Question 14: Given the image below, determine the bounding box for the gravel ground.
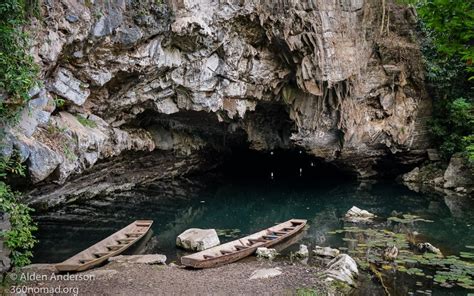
[6,260,337,296]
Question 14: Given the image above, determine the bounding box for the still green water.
[32,175,474,295]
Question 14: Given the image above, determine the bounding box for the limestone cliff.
[1,0,431,203]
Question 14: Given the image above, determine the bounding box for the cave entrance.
[129,102,355,183]
[216,148,355,182]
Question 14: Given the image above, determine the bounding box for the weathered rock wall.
[1,0,431,202]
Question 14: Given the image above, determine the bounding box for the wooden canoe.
[181,219,307,268]
[55,220,153,272]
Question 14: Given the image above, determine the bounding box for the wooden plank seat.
[248,238,266,244]
[126,233,142,237]
[117,238,135,243]
[263,235,278,240]
[234,245,249,250]
[106,245,122,251]
[272,231,287,235]
[220,250,234,255]
[283,227,295,231]
[93,252,111,258]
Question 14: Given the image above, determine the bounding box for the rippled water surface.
[32,172,474,295]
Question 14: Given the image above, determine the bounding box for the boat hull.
[55,220,153,272]
[181,219,307,268]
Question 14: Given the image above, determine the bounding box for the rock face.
[443,153,473,190]
[324,254,359,287]
[401,153,473,196]
[0,213,11,274]
[0,0,431,204]
[176,228,220,251]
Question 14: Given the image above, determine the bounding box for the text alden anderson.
[20,272,95,281]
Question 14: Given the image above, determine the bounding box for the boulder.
[417,242,442,256]
[313,246,340,258]
[444,153,473,189]
[324,254,359,287]
[344,206,375,223]
[256,247,278,260]
[295,244,309,258]
[249,268,282,280]
[108,254,167,265]
[402,167,420,183]
[176,228,220,251]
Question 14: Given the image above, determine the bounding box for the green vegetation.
[401,0,474,160]
[329,215,474,291]
[0,0,39,123]
[295,288,320,296]
[76,115,97,128]
[0,0,39,268]
[0,156,37,267]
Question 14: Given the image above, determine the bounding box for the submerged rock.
[176,228,220,251]
[295,244,309,258]
[256,247,278,260]
[108,254,167,265]
[324,254,359,287]
[417,242,442,256]
[249,267,282,280]
[344,206,375,223]
[313,246,340,258]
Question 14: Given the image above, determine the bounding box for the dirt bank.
[4,260,342,296]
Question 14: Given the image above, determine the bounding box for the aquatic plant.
[328,214,474,292]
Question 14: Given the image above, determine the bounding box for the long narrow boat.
[181,219,307,268]
[55,220,153,272]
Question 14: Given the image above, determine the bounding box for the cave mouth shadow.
[215,147,356,183]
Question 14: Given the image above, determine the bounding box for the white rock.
[345,206,375,222]
[313,246,340,258]
[176,228,220,251]
[295,244,309,258]
[324,254,359,286]
[249,268,282,280]
[108,254,166,265]
[417,242,442,256]
[50,68,90,106]
[256,247,278,260]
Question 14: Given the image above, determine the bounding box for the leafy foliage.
[75,115,97,128]
[0,0,39,123]
[403,0,474,160]
[0,156,37,268]
[416,0,474,77]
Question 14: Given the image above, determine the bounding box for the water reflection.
[32,177,474,295]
